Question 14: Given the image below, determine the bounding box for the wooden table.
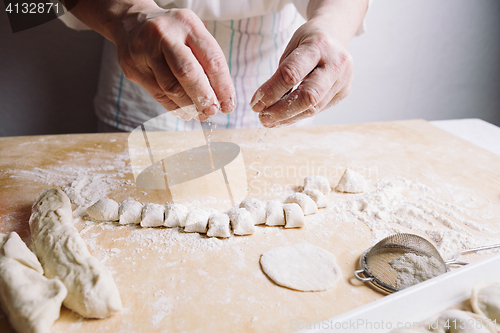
[1,119,500,332]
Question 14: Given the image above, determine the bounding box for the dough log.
[0,232,67,333]
[29,188,123,319]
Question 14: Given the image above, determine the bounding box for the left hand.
[250,18,353,128]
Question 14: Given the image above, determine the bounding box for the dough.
[429,309,493,333]
[260,244,341,291]
[0,232,67,333]
[207,213,231,238]
[265,200,286,226]
[303,175,331,195]
[283,203,305,228]
[184,210,211,233]
[335,168,368,193]
[471,282,500,323]
[164,203,189,228]
[86,198,120,221]
[227,208,255,235]
[302,189,328,208]
[239,198,266,225]
[118,199,143,225]
[29,188,123,318]
[284,193,318,215]
[140,203,165,227]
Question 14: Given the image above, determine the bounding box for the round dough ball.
[260,244,341,292]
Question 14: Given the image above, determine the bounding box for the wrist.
[105,1,162,44]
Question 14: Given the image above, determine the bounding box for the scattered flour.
[5,153,500,262]
[389,253,445,289]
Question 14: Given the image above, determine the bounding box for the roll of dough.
[29,188,123,319]
[0,232,67,333]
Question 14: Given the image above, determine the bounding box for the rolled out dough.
[260,244,342,292]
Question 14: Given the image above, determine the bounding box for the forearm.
[306,0,369,47]
[61,0,160,43]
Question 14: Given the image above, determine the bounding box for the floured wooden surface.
[1,120,500,332]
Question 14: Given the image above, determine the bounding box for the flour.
[326,177,500,259]
[5,151,500,261]
[389,253,445,289]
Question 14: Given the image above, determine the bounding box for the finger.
[250,44,321,112]
[123,64,181,112]
[262,85,352,128]
[162,42,220,119]
[147,54,193,108]
[187,25,236,114]
[259,65,338,126]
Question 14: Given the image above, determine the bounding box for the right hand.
[114,7,236,121]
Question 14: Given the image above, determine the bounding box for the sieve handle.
[354,269,374,282]
[445,243,500,266]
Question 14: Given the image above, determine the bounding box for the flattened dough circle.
[260,244,342,292]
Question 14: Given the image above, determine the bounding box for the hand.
[115,7,236,121]
[250,18,353,128]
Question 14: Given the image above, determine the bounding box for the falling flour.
[389,253,445,289]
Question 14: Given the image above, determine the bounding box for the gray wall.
[1,0,499,137]
[0,11,103,136]
[314,0,500,126]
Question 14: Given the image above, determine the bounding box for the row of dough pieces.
[391,282,500,333]
[86,170,369,238]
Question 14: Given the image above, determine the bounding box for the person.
[58,0,370,132]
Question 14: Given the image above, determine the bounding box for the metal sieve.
[354,233,500,293]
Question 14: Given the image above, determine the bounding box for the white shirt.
[59,1,367,132]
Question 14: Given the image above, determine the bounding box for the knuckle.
[300,87,322,108]
[173,61,197,81]
[163,81,186,99]
[204,53,227,75]
[279,63,302,87]
[172,8,198,27]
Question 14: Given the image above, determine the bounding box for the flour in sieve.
[389,253,444,289]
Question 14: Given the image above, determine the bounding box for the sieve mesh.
[359,233,448,292]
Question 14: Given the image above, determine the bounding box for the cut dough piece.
[429,309,493,333]
[284,193,318,215]
[303,175,331,195]
[0,232,67,333]
[260,244,341,291]
[335,169,368,193]
[265,200,285,226]
[86,198,119,221]
[29,188,123,319]
[302,189,328,208]
[283,203,305,228]
[207,213,231,238]
[140,203,165,227]
[239,198,266,225]
[118,199,143,225]
[164,203,189,228]
[471,282,500,323]
[184,210,211,233]
[227,208,255,235]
